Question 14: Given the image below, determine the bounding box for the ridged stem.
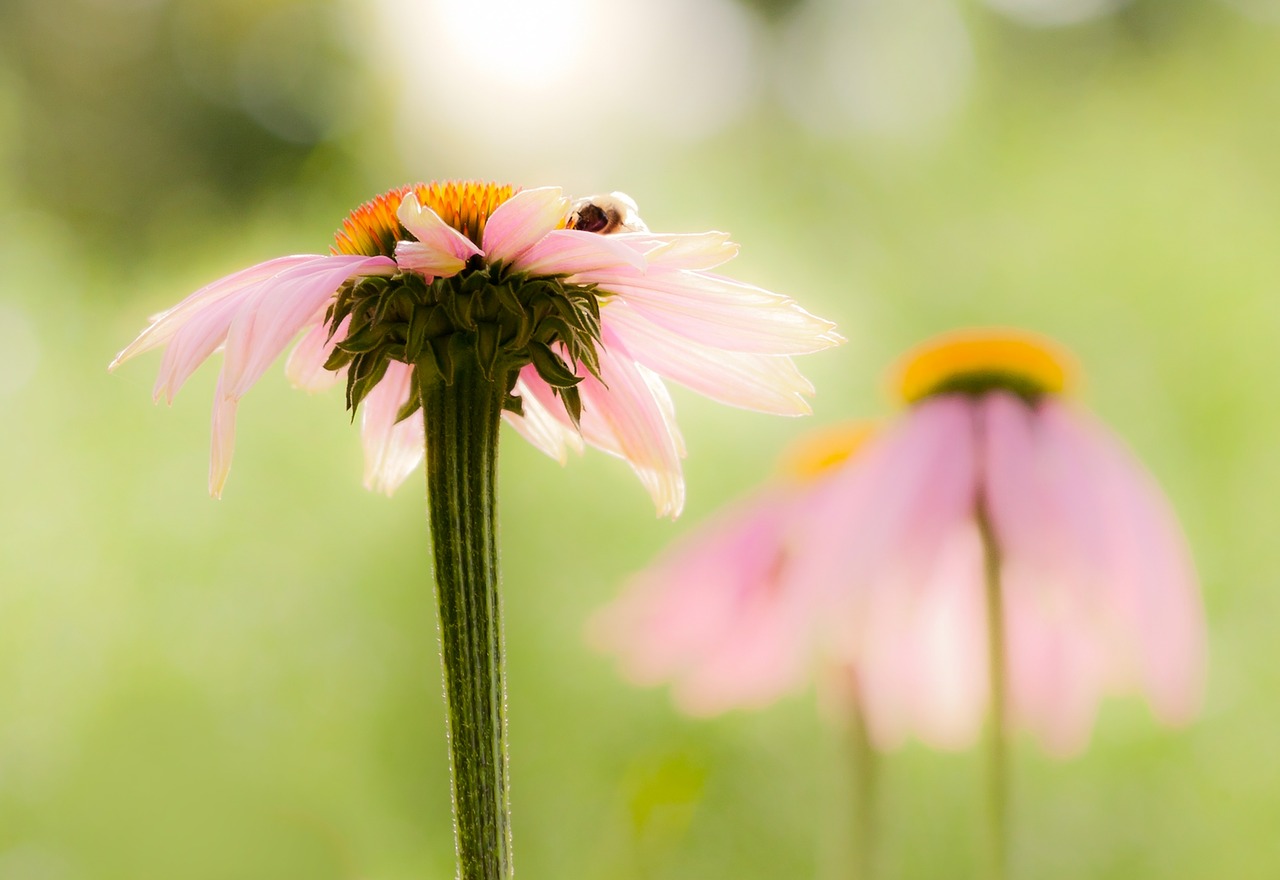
[420,351,513,880]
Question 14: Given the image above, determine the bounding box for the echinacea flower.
[110,180,841,880]
[595,328,1205,758]
[110,183,840,515]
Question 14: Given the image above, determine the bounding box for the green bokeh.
[2,1,1278,877]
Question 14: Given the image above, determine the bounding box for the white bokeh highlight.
[776,0,974,142]
[371,0,763,171]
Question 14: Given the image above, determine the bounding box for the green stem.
[421,351,513,880]
[849,700,880,880]
[976,503,1008,880]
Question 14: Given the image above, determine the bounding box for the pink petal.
[360,361,425,495]
[578,334,686,516]
[209,376,237,499]
[109,254,321,370]
[1001,581,1108,757]
[589,486,816,713]
[585,269,843,355]
[520,326,686,516]
[285,313,349,393]
[481,186,570,266]
[603,302,814,415]
[502,376,584,463]
[153,288,263,403]
[1038,402,1206,725]
[857,522,988,751]
[796,396,981,640]
[221,255,393,400]
[608,231,740,270]
[394,192,482,279]
[512,228,647,277]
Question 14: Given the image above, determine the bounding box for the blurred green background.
[2,0,1278,876]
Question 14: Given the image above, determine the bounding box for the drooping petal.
[153,287,264,403]
[109,254,322,370]
[579,338,686,517]
[221,255,394,400]
[856,522,988,751]
[1001,580,1108,757]
[209,376,237,499]
[285,313,349,393]
[502,375,584,464]
[516,329,687,516]
[360,361,425,495]
[795,396,981,643]
[1038,401,1205,726]
[481,186,570,266]
[395,192,482,279]
[590,486,817,714]
[604,301,814,415]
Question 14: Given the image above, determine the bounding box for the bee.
[567,192,649,234]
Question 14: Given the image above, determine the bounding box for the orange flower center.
[332,180,520,257]
[893,328,1075,404]
[778,421,875,482]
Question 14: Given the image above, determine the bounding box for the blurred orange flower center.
[894,328,1075,404]
[332,180,520,257]
[778,421,875,481]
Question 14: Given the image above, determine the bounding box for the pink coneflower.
[110,180,840,880]
[110,183,838,514]
[802,329,1205,757]
[598,329,1203,752]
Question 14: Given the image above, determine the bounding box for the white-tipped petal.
[395,192,481,279]
[604,302,814,415]
[611,231,740,270]
[110,254,321,370]
[588,270,843,355]
[221,255,392,400]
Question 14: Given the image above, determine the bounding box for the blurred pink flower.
[594,329,1205,757]
[110,183,840,511]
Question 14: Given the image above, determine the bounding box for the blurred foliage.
[3,0,1280,878]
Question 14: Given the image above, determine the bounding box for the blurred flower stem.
[849,703,880,880]
[422,348,514,880]
[977,501,1008,880]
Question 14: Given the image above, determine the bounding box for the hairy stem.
[421,351,513,880]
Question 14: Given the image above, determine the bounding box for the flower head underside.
[110,181,843,514]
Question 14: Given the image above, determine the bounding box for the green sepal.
[345,350,391,413]
[475,323,501,380]
[442,290,476,331]
[557,385,582,429]
[529,341,581,389]
[335,322,386,355]
[395,368,423,423]
[428,335,456,385]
